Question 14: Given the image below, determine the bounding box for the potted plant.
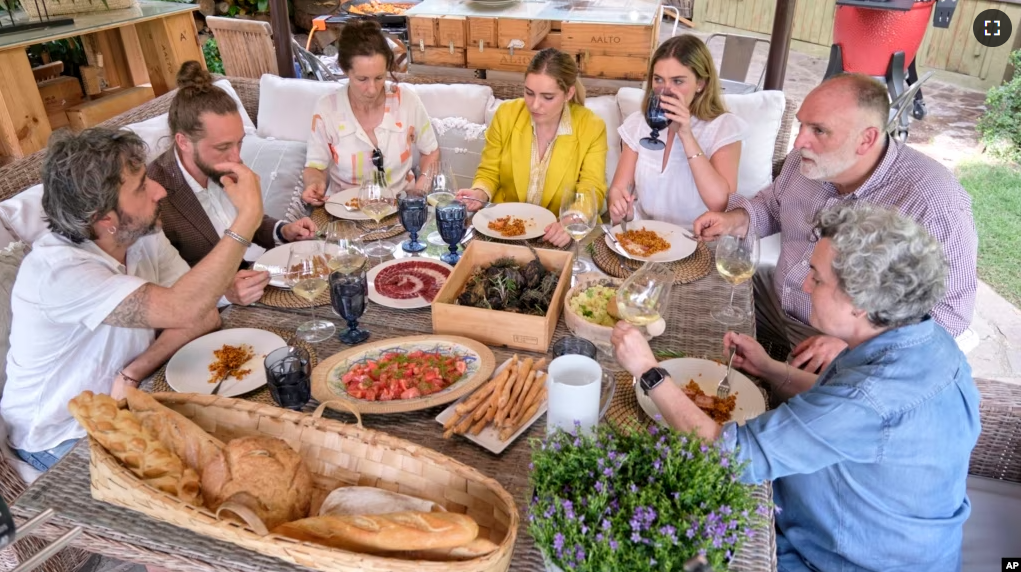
[529,422,769,571]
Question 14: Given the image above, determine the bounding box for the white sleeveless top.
[618,110,747,228]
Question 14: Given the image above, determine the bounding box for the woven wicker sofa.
[0,75,1016,571]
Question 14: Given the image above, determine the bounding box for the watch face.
[641,367,667,393]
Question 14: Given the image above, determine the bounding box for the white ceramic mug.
[546,354,602,435]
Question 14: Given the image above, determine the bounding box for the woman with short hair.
[613,203,980,571]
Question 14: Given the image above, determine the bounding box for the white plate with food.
[165,328,286,398]
[367,258,454,309]
[324,188,372,220]
[252,241,328,289]
[603,220,697,262]
[472,203,556,241]
[635,357,766,426]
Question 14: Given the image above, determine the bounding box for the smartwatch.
[639,367,670,395]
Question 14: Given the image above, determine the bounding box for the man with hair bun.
[148,61,318,307]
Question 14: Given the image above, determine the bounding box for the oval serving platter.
[311,335,496,414]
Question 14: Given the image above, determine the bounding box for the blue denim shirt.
[721,318,980,571]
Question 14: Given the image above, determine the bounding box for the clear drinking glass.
[611,261,673,362]
[358,173,397,258]
[711,232,760,326]
[323,220,367,275]
[423,162,457,245]
[285,241,335,343]
[559,185,598,274]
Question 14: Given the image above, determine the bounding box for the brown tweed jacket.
[147,148,278,267]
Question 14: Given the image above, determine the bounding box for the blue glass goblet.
[398,191,428,253]
[329,271,370,345]
[436,200,467,265]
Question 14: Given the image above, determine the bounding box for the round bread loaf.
[201,435,313,530]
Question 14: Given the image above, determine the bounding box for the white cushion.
[584,95,621,186]
[404,83,494,125]
[257,75,345,142]
[122,79,256,164]
[0,185,46,245]
[0,220,15,252]
[431,117,488,189]
[617,88,786,196]
[485,98,506,125]
[239,134,307,222]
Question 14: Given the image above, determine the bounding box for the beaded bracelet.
[687,151,704,161]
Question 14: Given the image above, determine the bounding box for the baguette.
[319,486,444,516]
[68,390,202,506]
[124,387,224,476]
[394,537,500,561]
[272,511,479,553]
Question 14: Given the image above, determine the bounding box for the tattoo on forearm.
[103,284,153,328]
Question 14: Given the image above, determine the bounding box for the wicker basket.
[23,0,139,20]
[86,393,518,572]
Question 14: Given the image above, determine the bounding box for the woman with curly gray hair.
[612,202,980,572]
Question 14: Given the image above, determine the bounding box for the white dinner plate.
[603,220,697,262]
[252,240,327,289]
[367,258,454,309]
[325,188,373,220]
[435,358,546,455]
[165,328,286,398]
[635,358,766,426]
[472,203,556,241]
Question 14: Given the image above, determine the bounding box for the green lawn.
[957,156,1021,307]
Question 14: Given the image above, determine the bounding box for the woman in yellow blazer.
[455,49,607,247]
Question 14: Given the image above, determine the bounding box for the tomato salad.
[341,350,469,401]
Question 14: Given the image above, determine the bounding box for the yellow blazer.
[472,99,607,214]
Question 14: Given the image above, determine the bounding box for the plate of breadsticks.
[436,355,547,454]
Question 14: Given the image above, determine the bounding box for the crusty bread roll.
[318,486,444,517]
[124,387,224,477]
[394,537,500,561]
[68,390,202,506]
[201,436,312,530]
[272,512,479,554]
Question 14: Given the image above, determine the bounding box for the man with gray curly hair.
[614,202,980,571]
[1,128,265,472]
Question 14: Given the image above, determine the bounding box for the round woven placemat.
[149,328,320,406]
[591,236,712,283]
[472,231,571,251]
[604,371,653,434]
[311,207,405,241]
[259,284,331,308]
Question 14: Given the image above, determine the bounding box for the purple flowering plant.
[528,422,769,571]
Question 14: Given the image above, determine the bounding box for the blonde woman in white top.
[609,35,747,229]
[302,20,439,205]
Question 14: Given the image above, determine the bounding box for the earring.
[108,226,117,235]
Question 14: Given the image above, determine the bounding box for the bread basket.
[86,393,517,572]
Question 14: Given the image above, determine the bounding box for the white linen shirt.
[1,231,190,452]
[619,110,747,228]
[305,83,438,196]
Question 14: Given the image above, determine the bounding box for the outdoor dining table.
[11,226,777,572]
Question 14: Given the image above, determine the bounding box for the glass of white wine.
[424,162,457,246]
[711,232,760,326]
[559,185,598,274]
[286,241,335,343]
[358,174,397,258]
[612,261,673,361]
[323,220,367,275]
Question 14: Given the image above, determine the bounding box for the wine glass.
[329,271,370,345]
[397,188,428,253]
[423,162,457,245]
[639,90,671,150]
[323,220,367,275]
[358,175,397,258]
[559,185,598,274]
[285,241,335,343]
[613,262,674,361]
[436,199,467,265]
[712,233,760,326]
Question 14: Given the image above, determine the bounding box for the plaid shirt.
[728,139,977,337]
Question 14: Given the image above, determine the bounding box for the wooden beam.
[118,26,152,87]
[0,48,52,159]
[764,0,797,90]
[66,86,155,131]
[135,12,204,96]
[270,0,295,78]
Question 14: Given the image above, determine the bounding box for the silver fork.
[601,223,634,277]
[621,183,637,233]
[718,346,736,399]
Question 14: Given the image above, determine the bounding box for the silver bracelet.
[777,361,792,390]
[224,229,252,248]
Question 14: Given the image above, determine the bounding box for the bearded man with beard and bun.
[148,61,317,307]
[693,73,977,375]
[1,128,265,471]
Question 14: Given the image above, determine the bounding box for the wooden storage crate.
[409,15,468,67]
[560,22,657,56]
[432,241,572,353]
[466,47,541,73]
[578,53,651,81]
